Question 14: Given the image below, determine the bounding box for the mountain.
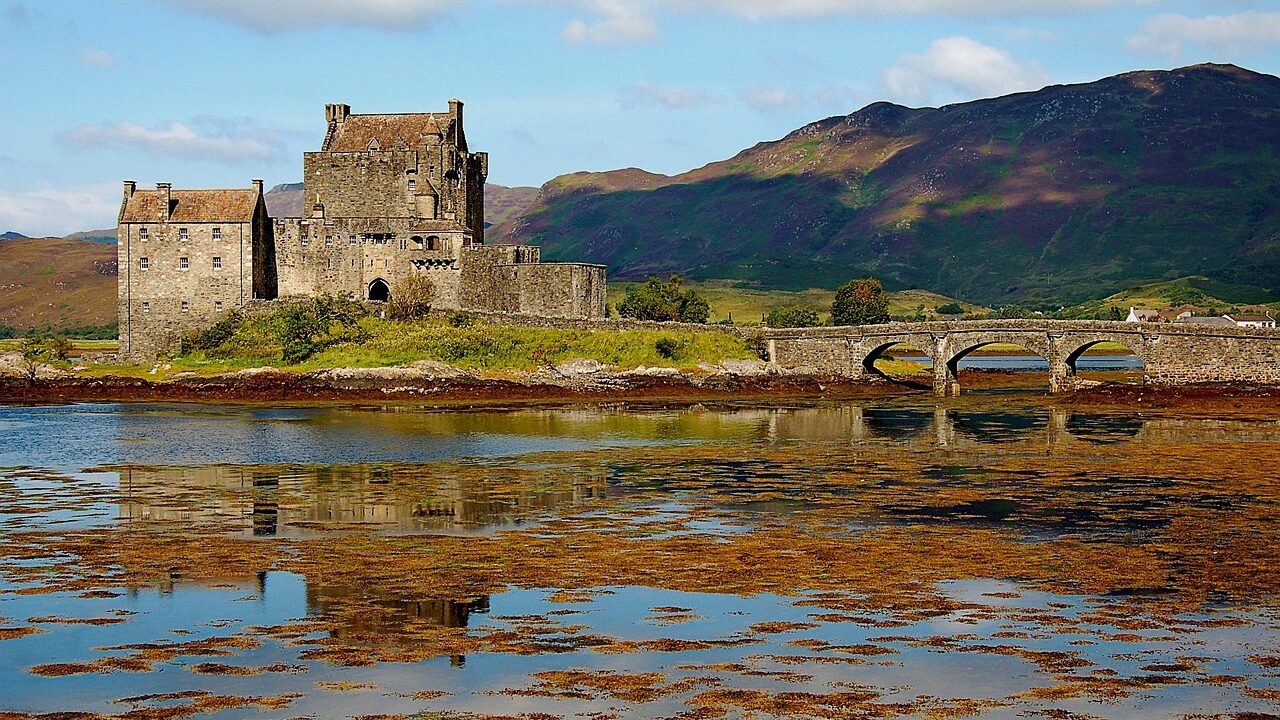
[0,236,117,332]
[497,64,1280,307]
[0,231,28,240]
[265,182,305,218]
[484,184,539,229]
[65,228,117,244]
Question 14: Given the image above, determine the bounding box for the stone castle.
[117,100,607,357]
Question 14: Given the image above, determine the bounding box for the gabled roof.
[1225,313,1273,323]
[120,189,259,223]
[323,113,452,152]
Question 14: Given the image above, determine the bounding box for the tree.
[18,338,47,382]
[618,275,711,324]
[936,302,964,315]
[831,278,890,326]
[765,305,822,328]
[388,275,436,320]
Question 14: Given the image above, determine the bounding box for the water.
[1,398,1279,719]
[890,353,1146,371]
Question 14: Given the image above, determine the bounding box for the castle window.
[139,257,149,270]
[399,238,407,251]
[408,179,416,192]
[325,235,333,247]
[301,235,309,247]
[348,234,357,246]
[139,228,148,241]
[181,301,190,313]
[179,228,188,241]
[412,236,424,249]
[212,256,222,270]
[212,228,221,241]
[180,257,189,270]
[142,301,150,313]
[215,301,224,312]
[426,236,440,251]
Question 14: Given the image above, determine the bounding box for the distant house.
[1126,307,1160,322]
[1174,316,1236,328]
[1223,312,1277,329]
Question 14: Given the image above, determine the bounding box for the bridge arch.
[862,340,931,381]
[940,337,1052,396]
[1065,339,1147,386]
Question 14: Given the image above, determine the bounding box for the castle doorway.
[368,278,390,302]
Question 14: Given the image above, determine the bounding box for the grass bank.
[85,305,760,380]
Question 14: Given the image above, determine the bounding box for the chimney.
[156,182,172,221]
[325,103,351,124]
[123,180,136,199]
[252,179,264,195]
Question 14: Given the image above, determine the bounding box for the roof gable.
[324,113,453,153]
[121,189,259,224]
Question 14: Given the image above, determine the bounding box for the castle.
[117,100,607,357]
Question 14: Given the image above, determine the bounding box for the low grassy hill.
[1059,276,1280,318]
[0,237,117,334]
[606,280,988,324]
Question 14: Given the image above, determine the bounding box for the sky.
[1,0,1279,236]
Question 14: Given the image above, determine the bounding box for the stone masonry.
[119,100,607,358]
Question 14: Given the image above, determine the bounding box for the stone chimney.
[123,180,136,200]
[325,103,351,124]
[252,179,264,195]
[156,182,172,221]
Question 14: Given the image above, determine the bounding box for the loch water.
[1,392,1279,719]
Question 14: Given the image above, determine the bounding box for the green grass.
[88,312,760,380]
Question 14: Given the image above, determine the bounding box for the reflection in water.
[3,399,1280,719]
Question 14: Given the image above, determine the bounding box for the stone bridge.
[760,319,1280,396]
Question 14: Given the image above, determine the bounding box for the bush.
[447,311,475,328]
[388,275,435,320]
[831,278,890,326]
[744,333,769,361]
[618,275,712,324]
[181,311,241,354]
[654,336,683,360]
[0,324,16,340]
[991,305,1033,319]
[765,305,822,328]
[936,302,964,315]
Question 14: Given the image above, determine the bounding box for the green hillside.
[497,64,1280,308]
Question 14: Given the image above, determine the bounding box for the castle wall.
[118,220,256,357]
[303,151,421,219]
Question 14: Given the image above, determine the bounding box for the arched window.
[426,236,440,251]
[368,278,390,302]
[411,235,424,249]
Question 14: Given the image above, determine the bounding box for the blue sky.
[2,0,1279,235]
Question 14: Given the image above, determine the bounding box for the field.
[0,236,117,333]
[606,281,989,325]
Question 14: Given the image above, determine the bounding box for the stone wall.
[303,151,420,219]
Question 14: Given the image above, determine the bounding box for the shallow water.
[1,397,1279,719]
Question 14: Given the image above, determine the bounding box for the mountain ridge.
[497,63,1280,306]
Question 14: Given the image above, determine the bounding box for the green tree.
[618,275,711,324]
[935,302,964,315]
[831,278,890,326]
[764,305,822,328]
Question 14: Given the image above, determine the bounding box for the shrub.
[447,311,475,328]
[47,337,74,361]
[744,333,769,361]
[654,336,683,360]
[181,311,241,354]
[936,302,964,315]
[831,278,890,326]
[0,324,16,340]
[388,275,435,320]
[991,305,1032,319]
[618,275,712,324]
[765,305,822,328]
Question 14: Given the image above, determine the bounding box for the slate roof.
[324,113,452,152]
[120,189,259,224]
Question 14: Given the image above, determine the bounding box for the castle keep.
[118,100,607,357]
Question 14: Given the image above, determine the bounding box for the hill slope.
[0,237,116,331]
[498,64,1280,307]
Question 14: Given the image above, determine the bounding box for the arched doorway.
[368,278,390,302]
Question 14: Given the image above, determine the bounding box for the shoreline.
[3,367,1279,414]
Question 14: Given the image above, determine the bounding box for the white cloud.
[741,87,799,110]
[0,183,119,238]
[81,50,115,67]
[548,0,1113,45]
[562,0,657,46]
[623,82,722,109]
[1128,12,1280,60]
[58,119,283,164]
[151,0,458,32]
[883,36,1052,105]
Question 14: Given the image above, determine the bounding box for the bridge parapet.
[760,320,1280,396]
